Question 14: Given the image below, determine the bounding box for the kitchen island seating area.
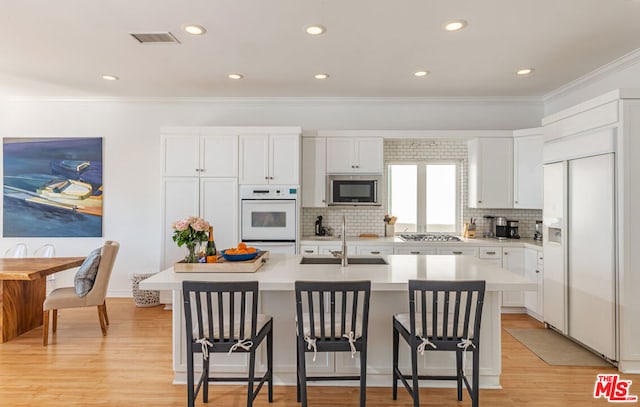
[295,280,371,407]
[183,280,273,407]
[393,280,486,407]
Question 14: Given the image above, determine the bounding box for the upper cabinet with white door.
[301,136,327,207]
[161,129,238,177]
[467,137,513,208]
[239,128,301,185]
[513,128,543,209]
[326,137,383,174]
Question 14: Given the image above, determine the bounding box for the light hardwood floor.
[0,298,634,406]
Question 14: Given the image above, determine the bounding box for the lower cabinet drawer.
[394,247,437,255]
[356,246,394,255]
[437,247,479,256]
[479,247,502,259]
[300,245,318,255]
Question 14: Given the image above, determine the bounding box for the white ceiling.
[2,0,640,98]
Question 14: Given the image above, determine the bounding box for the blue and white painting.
[3,138,103,237]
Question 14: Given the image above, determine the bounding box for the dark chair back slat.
[409,280,485,347]
[183,281,259,343]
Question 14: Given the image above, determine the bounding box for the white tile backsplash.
[302,138,541,238]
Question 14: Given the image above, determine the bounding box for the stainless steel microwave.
[327,175,382,206]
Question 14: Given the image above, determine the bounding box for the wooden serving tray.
[174,251,269,273]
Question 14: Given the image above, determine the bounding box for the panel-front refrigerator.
[543,153,617,360]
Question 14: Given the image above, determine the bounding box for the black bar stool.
[392,280,486,407]
[183,280,273,407]
[295,280,371,407]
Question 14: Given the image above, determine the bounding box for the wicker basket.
[131,272,160,307]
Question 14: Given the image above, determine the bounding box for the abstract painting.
[3,137,103,237]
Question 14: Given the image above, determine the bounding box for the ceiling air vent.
[130,32,180,44]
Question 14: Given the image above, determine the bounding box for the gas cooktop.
[399,234,462,242]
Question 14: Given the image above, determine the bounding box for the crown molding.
[543,47,640,102]
[0,95,541,105]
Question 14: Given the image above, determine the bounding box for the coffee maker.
[483,216,495,238]
[495,216,508,240]
[534,220,543,241]
[314,215,327,236]
[507,220,520,239]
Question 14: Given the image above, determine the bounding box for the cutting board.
[174,251,269,273]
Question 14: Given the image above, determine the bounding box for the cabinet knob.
[410,251,420,254]
[195,169,200,172]
[304,250,314,253]
[265,176,269,180]
[453,251,463,255]
[371,251,380,255]
[535,269,540,273]
[504,252,508,255]
[351,165,355,168]
[515,200,518,204]
[487,251,496,255]
[322,199,326,203]
[270,176,274,180]
[478,200,482,203]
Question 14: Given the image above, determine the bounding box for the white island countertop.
[141,254,536,292]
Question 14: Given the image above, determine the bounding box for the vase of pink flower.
[172,216,211,263]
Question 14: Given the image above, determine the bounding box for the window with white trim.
[387,162,460,234]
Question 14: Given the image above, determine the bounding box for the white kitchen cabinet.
[299,245,319,255]
[437,247,479,256]
[326,137,383,174]
[356,246,394,255]
[524,248,543,320]
[161,178,238,269]
[478,247,503,267]
[318,245,357,256]
[468,138,513,208]
[161,134,238,177]
[394,247,437,255]
[502,247,525,307]
[239,133,300,185]
[513,130,543,209]
[301,137,327,207]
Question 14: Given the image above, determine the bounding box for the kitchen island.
[141,254,536,387]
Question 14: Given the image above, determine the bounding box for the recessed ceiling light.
[101,74,119,81]
[314,73,329,79]
[228,73,244,80]
[444,20,467,31]
[516,68,535,76]
[184,25,206,35]
[305,25,326,35]
[414,71,429,77]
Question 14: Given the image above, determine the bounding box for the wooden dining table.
[0,257,85,343]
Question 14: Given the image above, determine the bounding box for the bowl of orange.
[221,243,259,261]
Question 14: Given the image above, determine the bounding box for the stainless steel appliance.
[534,220,543,241]
[507,220,520,239]
[240,185,298,254]
[399,234,462,242]
[495,216,508,240]
[327,175,381,206]
[483,216,496,238]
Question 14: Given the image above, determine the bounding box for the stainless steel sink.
[300,257,387,265]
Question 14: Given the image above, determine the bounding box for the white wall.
[0,97,542,296]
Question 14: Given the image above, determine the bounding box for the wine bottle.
[206,226,217,263]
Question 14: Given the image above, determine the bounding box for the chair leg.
[102,300,110,326]
[456,349,463,401]
[410,338,420,407]
[359,341,367,407]
[42,310,49,346]
[297,335,308,407]
[187,347,195,407]
[392,323,399,400]
[247,349,256,407]
[52,309,58,332]
[203,353,210,403]
[472,349,480,407]
[97,305,107,336]
[267,324,273,402]
[296,338,301,403]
